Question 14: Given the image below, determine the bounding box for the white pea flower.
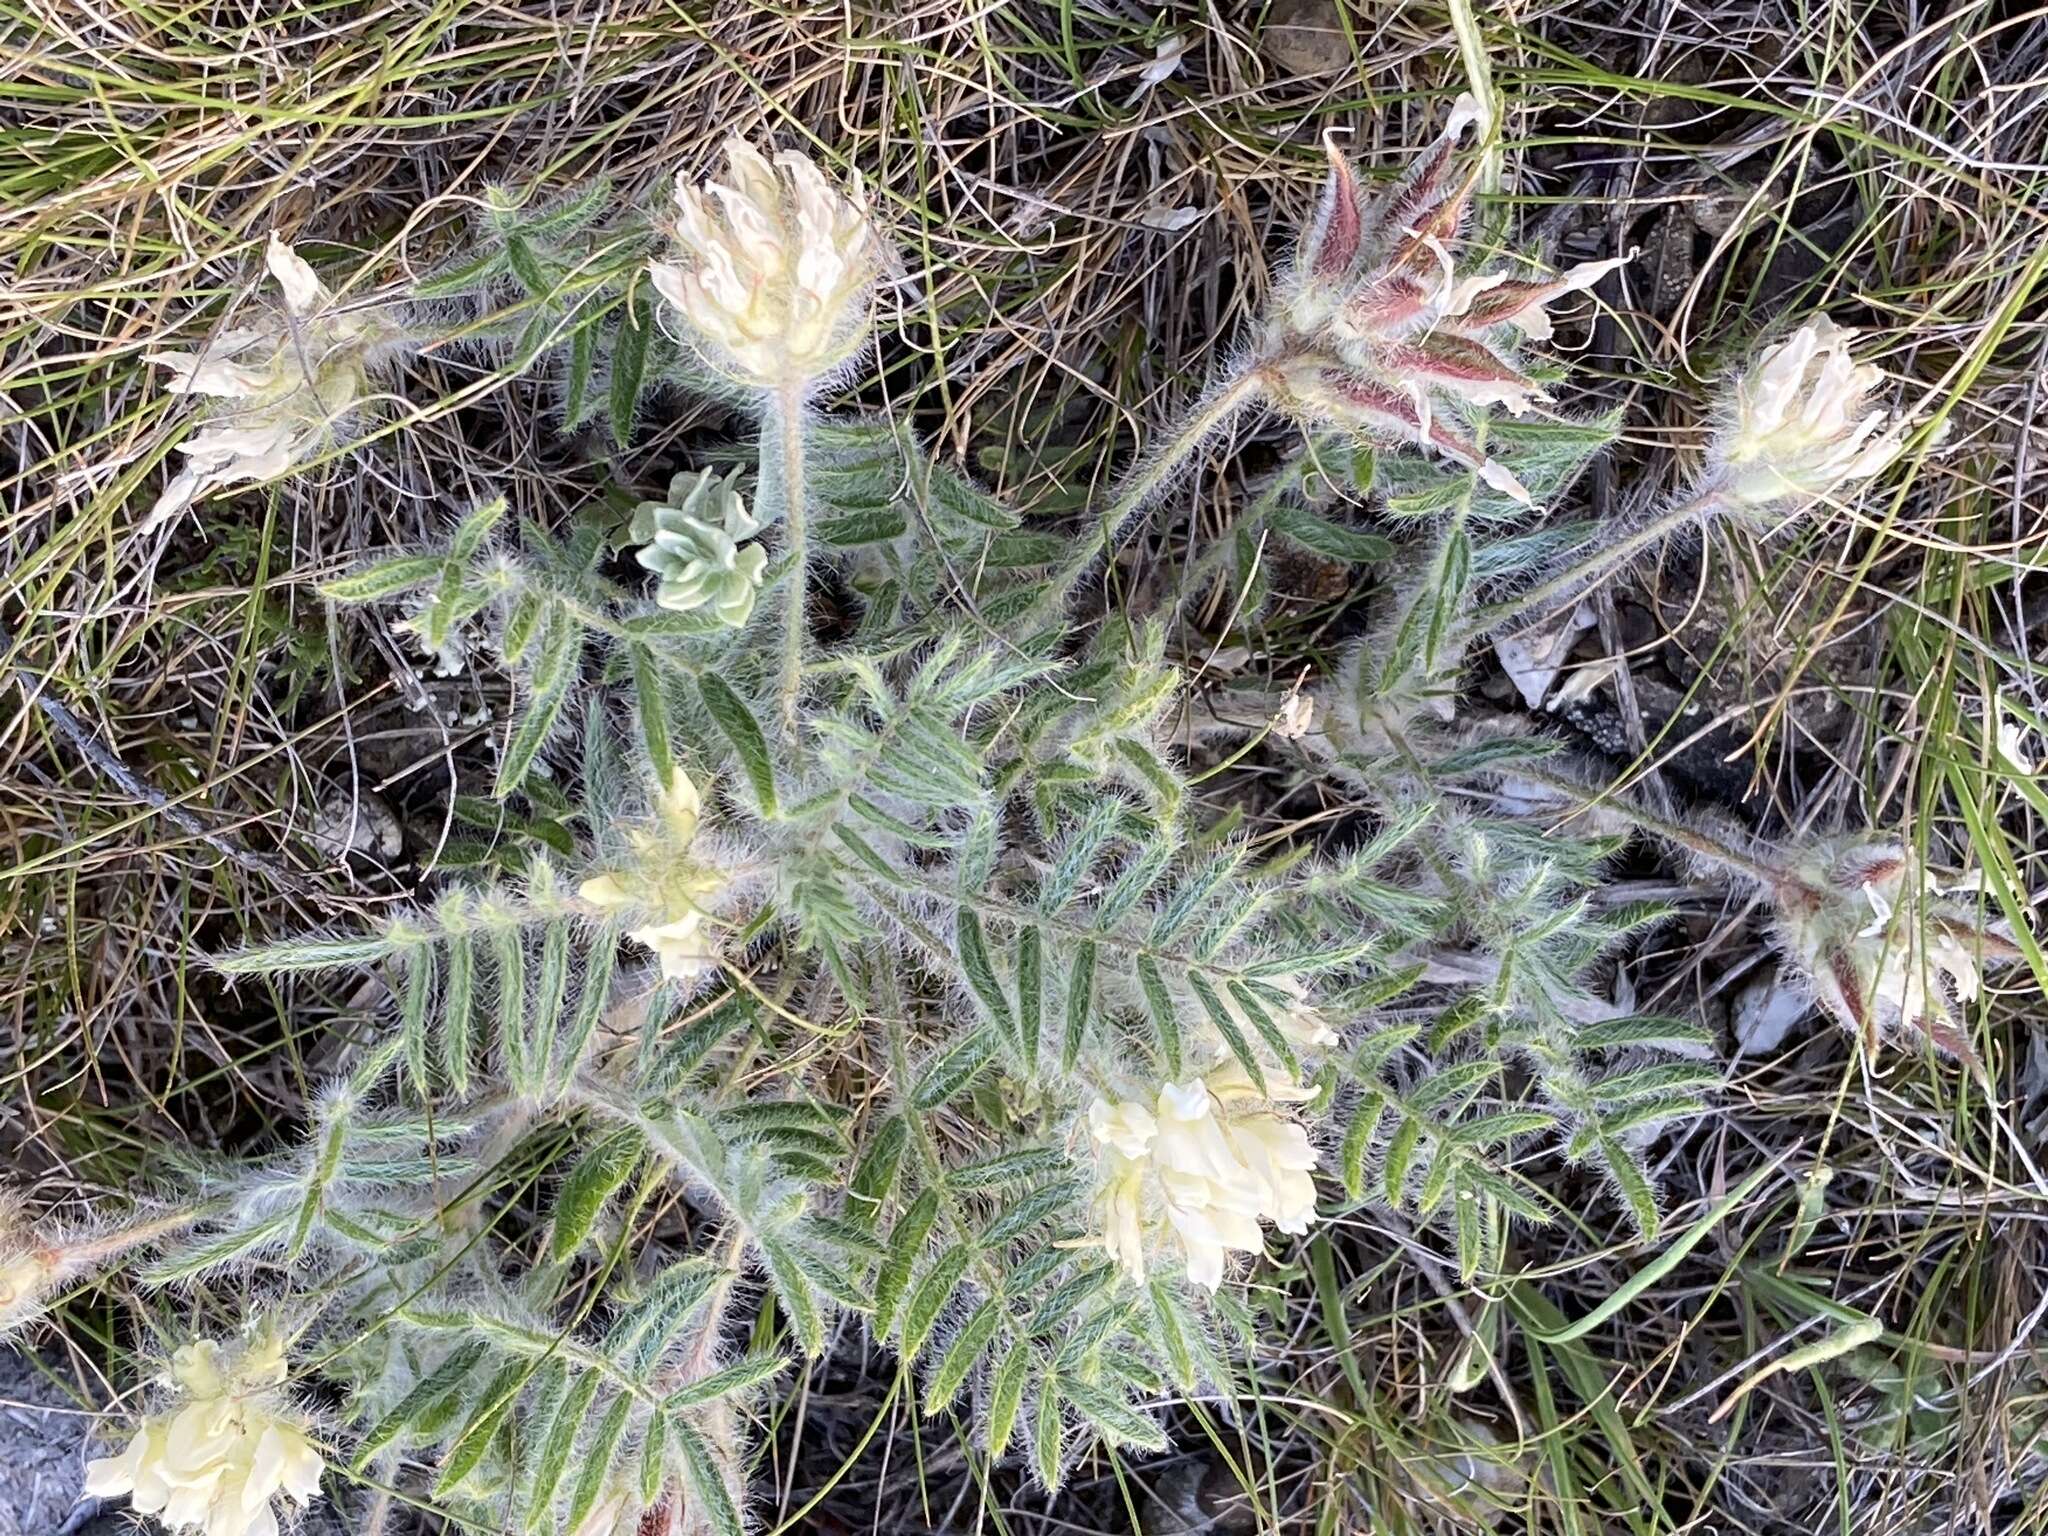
[1709,317,1910,512]
[649,138,882,390]
[623,909,720,984]
[1083,1097,1161,1279]
[82,1325,324,1536]
[145,234,385,531]
[578,768,728,984]
[1086,1097,1158,1159]
[1083,1071,1321,1291]
[630,470,767,626]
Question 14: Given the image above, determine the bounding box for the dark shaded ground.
[0,1347,106,1536]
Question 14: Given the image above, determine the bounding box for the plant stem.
[70,1202,212,1265]
[1513,763,1788,887]
[1028,369,1264,631]
[1469,486,1726,635]
[773,383,809,740]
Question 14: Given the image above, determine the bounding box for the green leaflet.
[699,673,778,816]
[549,1128,643,1261]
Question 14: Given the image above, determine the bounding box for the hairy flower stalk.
[648,139,879,733]
[145,234,385,531]
[1473,318,1913,634]
[1025,371,1265,630]
[631,469,766,625]
[1454,760,2024,1070]
[578,768,727,983]
[773,388,809,734]
[84,1323,324,1536]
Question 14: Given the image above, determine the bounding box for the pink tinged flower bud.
[1265,360,1532,504]
[1771,837,2023,1069]
[1305,133,1367,283]
[1261,101,1629,507]
[1443,249,1638,341]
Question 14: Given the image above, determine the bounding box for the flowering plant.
[16,89,2005,1536]
[649,136,881,391]
[1708,316,1910,513]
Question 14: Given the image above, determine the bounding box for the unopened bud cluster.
[1254,97,1633,504]
[630,469,767,626]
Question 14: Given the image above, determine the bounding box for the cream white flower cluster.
[1708,317,1910,513]
[1084,977,1330,1291]
[649,138,881,390]
[84,1325,324,1536]
[578,767,727,983]
[1088,1068,1319,1291]
[145,235,383,530]
[630,469,768,626]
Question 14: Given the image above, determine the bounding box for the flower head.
[1709,318,1909,512]
[630,469,767,626]
[145,234,386,530]
[1254,101,1633,505]
[83,1322,324,1536]
[649,138,881,389]
[1771,836,2023,1068]
[0,1193,58,1334]
[1083,1070,1320,1291]
[578,767,728,984]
